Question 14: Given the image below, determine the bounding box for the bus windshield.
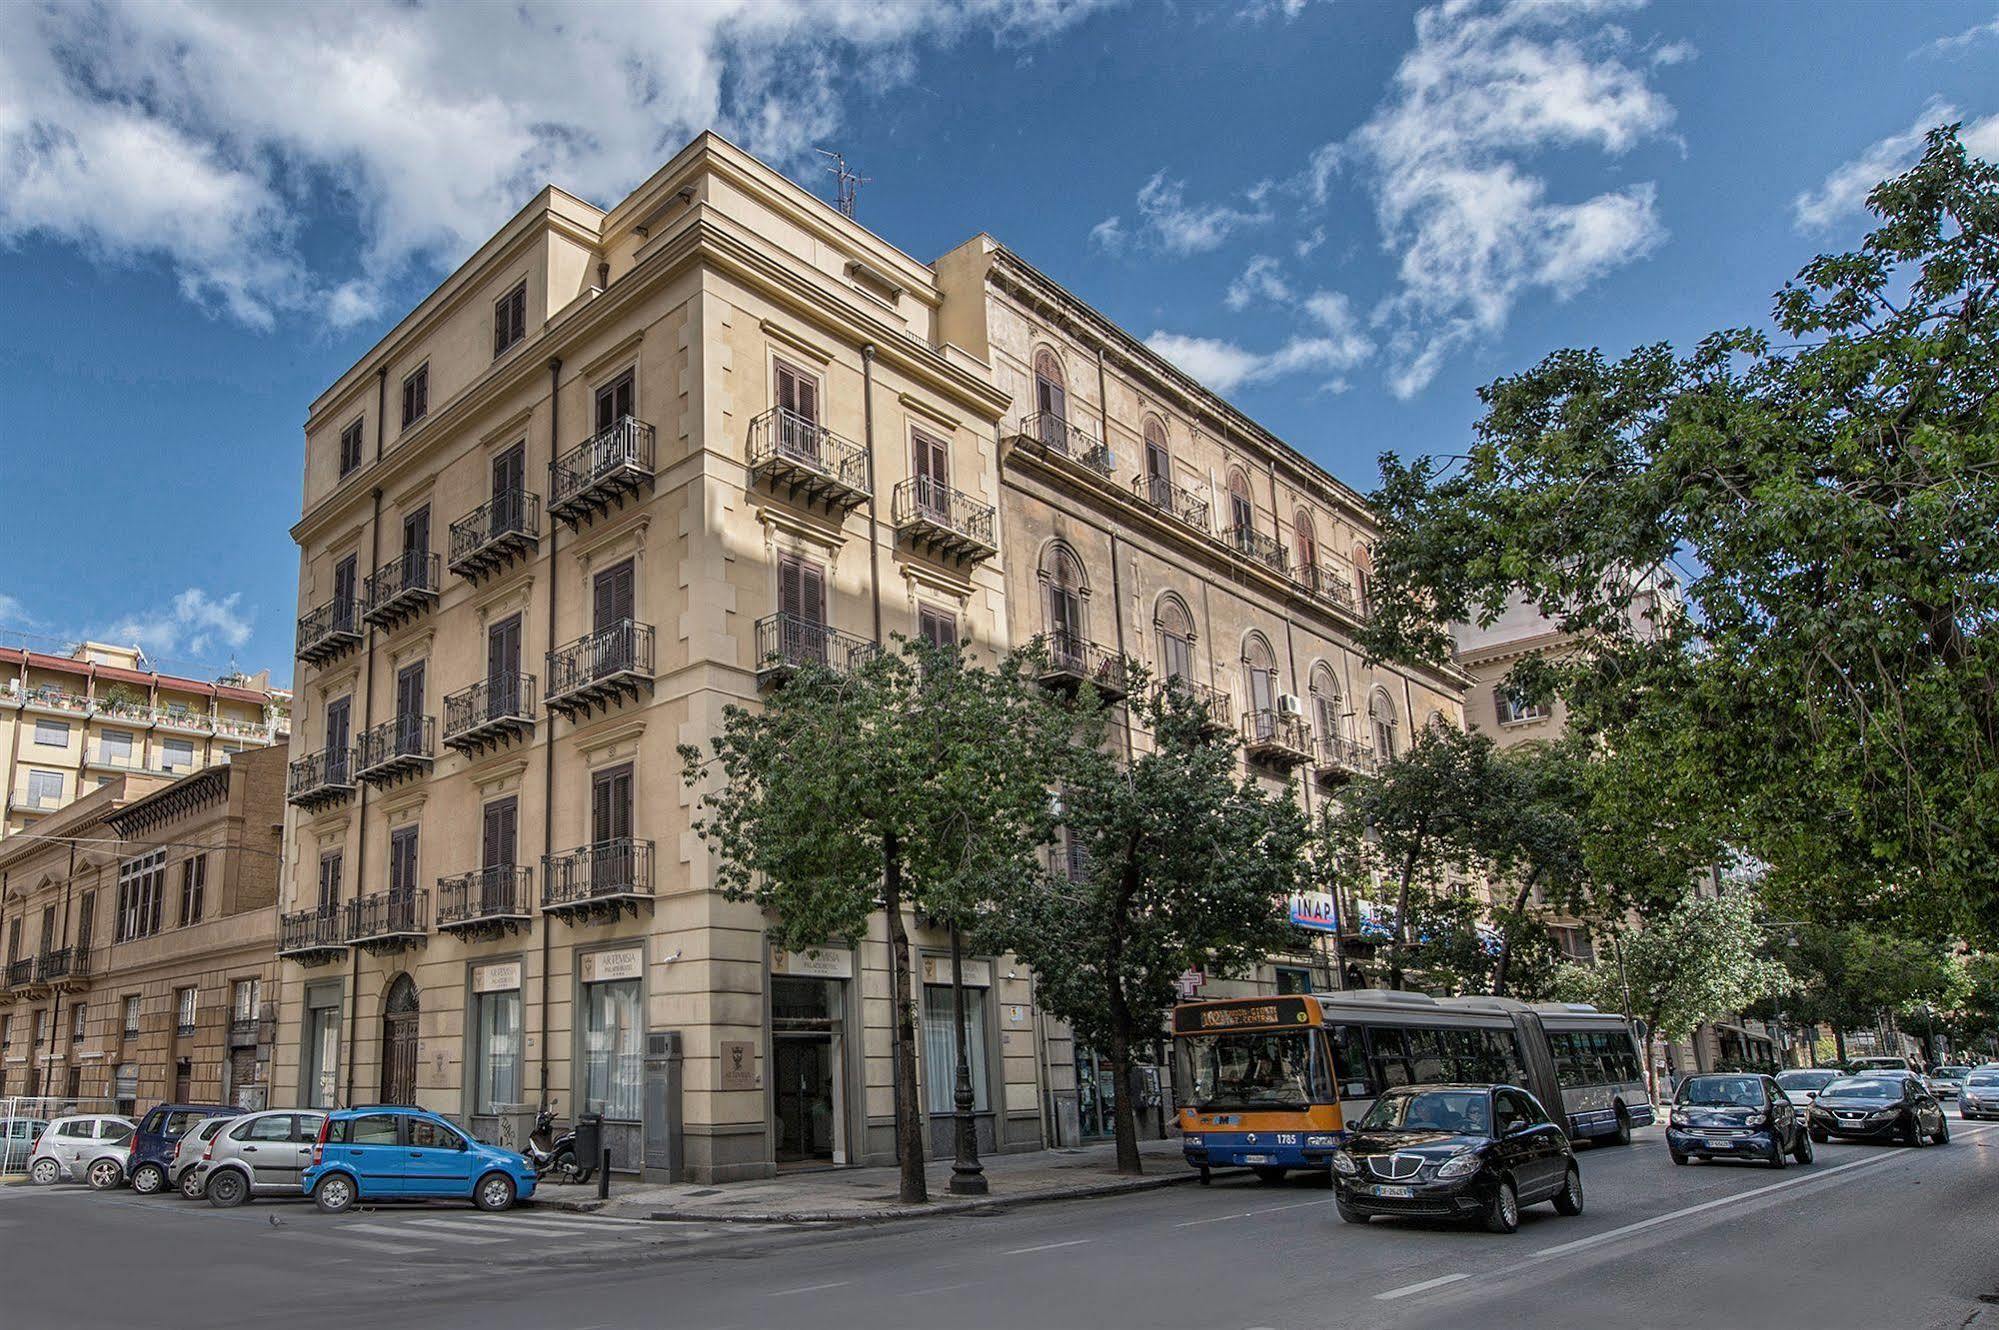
[1176,1029,1320,1111]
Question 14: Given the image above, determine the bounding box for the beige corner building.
[0,745,285,1112]
[271,132,1467,1180]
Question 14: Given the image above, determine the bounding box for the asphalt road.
[3,1120,1997,1330]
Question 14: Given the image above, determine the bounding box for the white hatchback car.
[28,1114,136,1187]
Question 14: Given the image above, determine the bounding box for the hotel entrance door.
[771,975,841,1167]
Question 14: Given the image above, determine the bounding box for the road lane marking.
[475,1215,639,1236]
[766,1281,851,1297]
[1003,1239,1093,1256]
[399,1217,517,1243]
[1375,1273,1471,1301]
[1174,1197,1333,1228]
[265,1228,437,1258]
[901,1283,977,1297]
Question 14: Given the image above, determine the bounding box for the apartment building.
[0,639,291,844]
[0,746,285,1111]
[271,131,1466,1182]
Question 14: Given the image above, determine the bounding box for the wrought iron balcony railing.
[549,416,653,524]
[355,715,434,784]
[449,489,541,580]
[1242,708,1313,767]
[1130,473,1211,533]
[437,865,535,934]
[1037,632,1129,699]
[753,613,879,685]
[277,907,349,962]
[1014,413,1114,479]
[346,888,429,950]
[891,477,998,562]
[1227,525,1289,576]
[543,839,655,920]
[297,597,363,666]
[1315,734,1380,783]
[286,748,355,809]
[443,674,537,753]
[35,946,89,989]
[1152,675,1232,731]
[748,409,872,511]
[545,620,653,716]
[5,957,38,989]
[1299,563,1361,616]
[363,550,441,629]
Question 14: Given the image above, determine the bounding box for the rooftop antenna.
[815,148,870,219]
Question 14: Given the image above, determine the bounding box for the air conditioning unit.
[1278,693,1304,718]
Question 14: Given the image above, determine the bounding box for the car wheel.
[207,1169,248,1208]
[29,1158,59,1186]
[1794,1130,1814,1164]
[130,1163,167,1196]
[179,1167,206,1200]
[1669,1149,1688,1166]
[1252,1166,1288,1185]
[474,1171,517,1213]
[1553,1165,1584,1216]
[87,1159,123,1190]
[314,1174,357,1215]
[1903,1115,1924,1148]
[1484,1179,1520,1234]
[1766,1134,1788,1169]
[1934,1116,1951,1145]
[1810,1128,1828,1144]
[1335,1196,1370,1225]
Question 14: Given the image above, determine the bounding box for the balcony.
[297,597,363,667]
[1153,676,1232,733]
[1130,473,1211,534]
[748,409,872,513]
[543,839,654,922]
[363,550,441,630]
[345,889,429,954]
[277,907,348,965]
[7,784,64,817]
[213,714,274,742]
[228,1014,261,1047]
[1227,525,1289,577]
[1314,734,1379,785]
[437,865,536,938]
[1012,413,1114,481]
[153,706,213,736]
[753,613,879,687]
[891,477,998,563]
[85,743,148,773]
[545,620,653,718]
[549,415,653,527]
[1243,708,1313,768]
[449,489,541,582]
[1036,632,1130,701]
[286,748,355,810]
[1298,564,1363,618]
[355,715,434,786]
[5,957,41,994]
[22,686,90,718]
[443,674,537,755]
[36,947,90,993]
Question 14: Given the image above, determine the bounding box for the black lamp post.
[947,923,987,1195]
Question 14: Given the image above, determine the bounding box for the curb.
[543,1168,1199,1223]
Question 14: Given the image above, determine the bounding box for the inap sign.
[1287,890,1340,933]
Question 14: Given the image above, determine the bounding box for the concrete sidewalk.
[540,1137,1196,1223]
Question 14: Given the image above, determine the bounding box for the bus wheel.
[1252,1166,1287,1185]
[1609,1108,1632,1146]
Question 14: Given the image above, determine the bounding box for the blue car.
[302,1105,537,1213]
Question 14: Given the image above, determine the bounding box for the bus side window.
[1554,1033,1586,1089]
[1325,1025,1372,1099]
[1406,1028,1448,1083]
[1367,1027,1413,1089]
[1496,1029,1527,1085]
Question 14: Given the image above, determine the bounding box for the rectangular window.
[1274,967,1313,995]
[160,738,195,772]
[389,826,419,895]
[176,986,197,1034]
[123,995,141,1039]
[100,729,134,763]
[115,1063,139,1116]
[594,369,635,433]
[922,984,991,1114]
[27,769,64,805]
[774,359,820,425]
[339,418,365,477]
[33,719,69,747]
[232,978,261,1022]
[918,606,957,649]
[474,986,522,1114]
[582,976,642,1120]
[1496,691,1547,725]
[71,1002,86,1042]
[306,1002,340,1109]
[494,281,527,357]
[178,855,207,926]
[401,362,429,428]
[116,850,167,942]
[317,851,343,913]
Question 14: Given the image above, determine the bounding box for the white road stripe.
[1002,1238,1093,1256]
[398,1217,517,1243]
[766,1281,852,1297]
[1374,1273,1471,1302]
[477,1215,633,1235]
[1174,1197,1332,1228]
[266,1228,438,1258]
[335,1219,506,1245]
[519,1211,656,1227]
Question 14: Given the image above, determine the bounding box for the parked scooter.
[522,1102,594,1184]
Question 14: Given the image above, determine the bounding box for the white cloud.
[1116,171,1273,256]
[1919,11,1999,56]
[1147,328,1370,394]
[1295,225,1327,257]
[0,594,30,629]
[1793,100,1999,233]
[1331,0,1676,396]
[104,589,254,661]
[1225,255,1294,309]
[1088,215,1128,252]
[0,1,1110,331]
[1650,39,1697,67]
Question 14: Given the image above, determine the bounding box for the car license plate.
[1241,1154,1273,1165]
[1370,1184,1414,1199]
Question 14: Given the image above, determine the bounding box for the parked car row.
[23,1102,538,1213]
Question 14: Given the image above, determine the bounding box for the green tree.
[1360,127,1999,945]
[1553,891,1791,1102]
[1779,925,1971,1065]
[681,639,1078,1202]
[982,677,1308,1175]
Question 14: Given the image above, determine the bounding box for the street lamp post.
[948,923,987,1195]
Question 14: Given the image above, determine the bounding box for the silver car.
[28,1115,136,1187]
[195,1109,326,1208]
[172,1117,238,1198]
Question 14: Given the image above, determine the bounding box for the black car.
[1809,1075,1951,1146]
[1330,1084,1582,1234]
[1666,1073,1813,1168]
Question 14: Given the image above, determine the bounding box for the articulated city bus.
[1171,990,1653,1181]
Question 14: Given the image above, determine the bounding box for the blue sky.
[2,0,1996,687]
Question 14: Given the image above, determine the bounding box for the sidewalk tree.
[982,676,1308,1176]
[681,638,1081,1203]
[1359,126,1999,946]
[1552,891,1791,1102]
[1779,925,1971,1064]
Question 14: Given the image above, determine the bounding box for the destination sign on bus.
[1171,996,1311,1033]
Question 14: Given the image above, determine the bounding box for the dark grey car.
[195,1110,326,1207]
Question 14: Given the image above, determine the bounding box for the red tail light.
[31,1131,47,1156]
[202,1136,216,1162]
[312,1116,331,1166]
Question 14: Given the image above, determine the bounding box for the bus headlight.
[1331,1151,1358,1176]
[1435,1152,1481,1179]
[1182,1135,1203,1148]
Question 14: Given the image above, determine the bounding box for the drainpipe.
[539,357,561,1105]
[345,374,388,1104]
[861,345,883,644]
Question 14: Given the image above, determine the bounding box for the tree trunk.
[882,833,928,1204]
[1833,1026,1848,1065]
[1103,841,1145,1175]
[1644,1007,1665,1105]
[1105,1009,1142,1176]
[1491,865,1544,998]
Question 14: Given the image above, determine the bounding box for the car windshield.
[1676,1076,1765,1107]
[1824,1077,1898,1099]
[1966,1072,1999,1088]
[1358,1089,1492,1136]
[1176,1029,1318,1110]
[1776,1070,1838,1091]
[1931,1067,1970,1080]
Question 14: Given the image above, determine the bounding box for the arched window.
[1243,633,1279,725]
[1369,688,1399,760]
[1033,348,1067,443]
[1227,469,1255,538]
[1156,594,1195,682]
[1295,509,1319,582]
[1041,542,1087,650]
[1354,541,1374,615]
[1309,663,1343,748]
[1142,417,1171,481]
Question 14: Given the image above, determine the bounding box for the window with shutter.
[919,607,957,649]
[494,282,527,357]
[401,364,428,427]
[595,371,635,433]
[593,560,636,630]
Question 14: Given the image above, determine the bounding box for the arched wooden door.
[381,973,419,1106]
